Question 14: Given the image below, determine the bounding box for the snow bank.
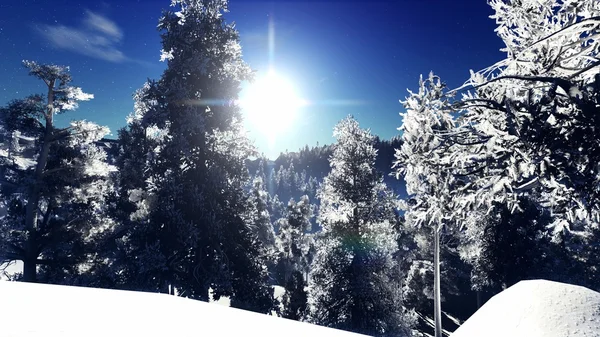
[452,279,600,337]
[0,281,366,337]
[208,285,286,314]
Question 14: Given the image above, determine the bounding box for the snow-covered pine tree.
[308,116,411,336]
[275,195,315,320]
[0,61,113,284]
[107,0,274,313]
[270,193,286,226]
[276,195,313,284]
[247,175,277,261]
[486,0,600,81]
[281,270,308,321]
[84,84,168,291]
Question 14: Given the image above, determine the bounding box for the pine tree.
[275,195,315,320]
[0,61,112,284]
[281,270,308,321]
[85,86,168,291]
[107,0,273,313]
[247,175,277,264]
[308,116,411,336]
[276,195,313,285]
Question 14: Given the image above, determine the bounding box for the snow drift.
[0,281,366,337]
[452,279,600,337]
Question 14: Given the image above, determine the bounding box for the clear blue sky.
[0,0,504,159]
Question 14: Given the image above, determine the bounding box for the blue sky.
[0,0,504,159]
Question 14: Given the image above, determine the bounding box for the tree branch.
[458,98,507,112]
[0,251,23,261]
[454,165,486,178]
[42,164,86,177]
[567,59,600,80]
[470,74,571,93]
[519,16,600,56]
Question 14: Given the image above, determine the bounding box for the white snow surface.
[452,279,600,337]
[0,280,366,337]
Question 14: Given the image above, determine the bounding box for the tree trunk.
[350,206,365,333]
[198,285,209,302]
[433,223,442,337]
[22,259,37,283]
[23,80,55,283]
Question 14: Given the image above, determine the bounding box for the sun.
[240,70,304,142]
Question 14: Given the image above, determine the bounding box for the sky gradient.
[0,0,505,159]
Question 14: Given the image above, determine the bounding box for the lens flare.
[240,70,306,144]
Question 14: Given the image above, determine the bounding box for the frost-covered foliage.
[0,61,113,284]
[246,175,277,268]
[394,73,463,337]
[276,195,314,283]
[395,2,600,333]
[397,0,600,254]
[308,116,413,336]
[395,73,458,233]
[100,0,273,314]
[486,0,600,81]
[459,197,590,293]
[275,195,315,320]
[445,0,600,239]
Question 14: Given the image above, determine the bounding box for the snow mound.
[0,281,366,337]
[452,279,600,337]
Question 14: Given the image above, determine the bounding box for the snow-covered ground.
[0,281,365,337]
[452,279,600,337]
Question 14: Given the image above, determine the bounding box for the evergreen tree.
[308,116,411,336]
[248,176,276,250]
[281,270,308,321]
[276,195,313,285]
[274,195,316,321]
[0,61,112,284]
[269,194,286,227]
[85,87,168,291]
[107,0,273,313]
[461,196,592,294]
[247,175,277,267]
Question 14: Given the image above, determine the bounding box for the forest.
[1,0,600,336]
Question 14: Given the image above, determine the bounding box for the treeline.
[1,1,600,337]
[248,136,403,192]
[245,137,404,231]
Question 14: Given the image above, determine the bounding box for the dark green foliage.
[281,270,308,321]
[470,198,596,294]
